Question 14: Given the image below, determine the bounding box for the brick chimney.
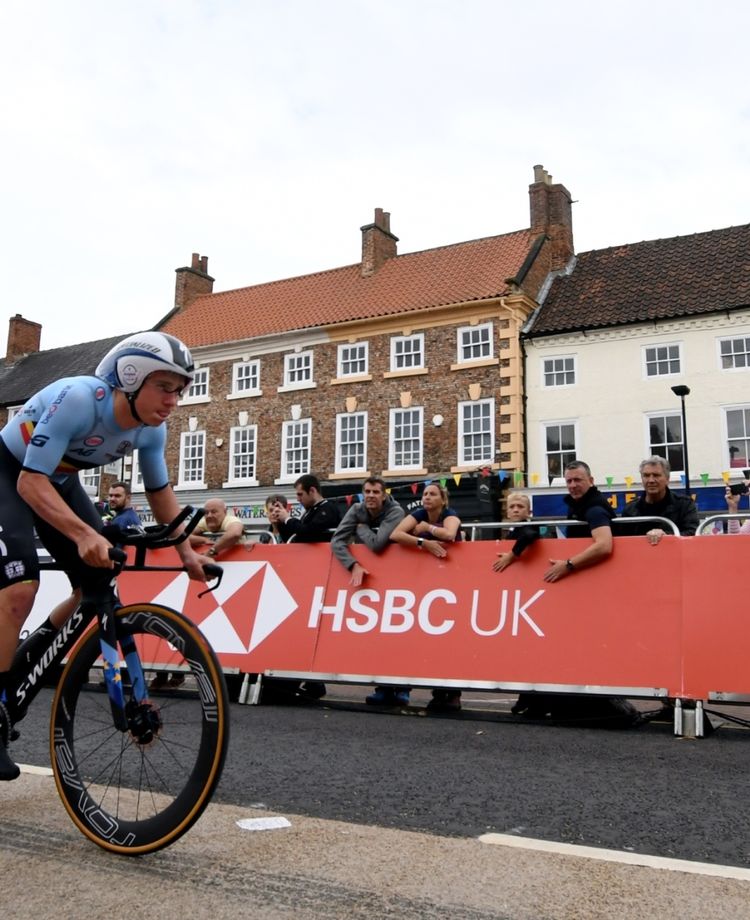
[174,253,215,312]
[529,165,574,271]
[5,314,42,363]
[360,209,398,277]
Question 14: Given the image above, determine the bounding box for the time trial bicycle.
[3,506,230,856]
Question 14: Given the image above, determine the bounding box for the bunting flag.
[424,479,432,487]
[605,476,614,487]
[624,476,633,488]
[548,474,555,486]
[357,493,363,502]
[681,474,687,487]
[531,473,539,485]
[386,488,392,494]
[722,471,731,483]
[513,470,524,486]
[480,467,490,478]
[453,473,462,486]
[410,482,419,494]
[498,470,508,482]
[439,478,447,488]
[345,494,354,506]
[700,473,709,485]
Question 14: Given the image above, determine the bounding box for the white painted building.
[522,224,750,511]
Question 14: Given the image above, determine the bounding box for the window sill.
[277,381,317,394]
[450,463,499,473]
[223,479,260,488]
[328,470,371,480]
[226,391,262,400]
[173,483,208,491]
[449,357,499,371]
[329,374,373,385]
[178,396,211,406]
[380,468,428,478]
[383,368,428,379]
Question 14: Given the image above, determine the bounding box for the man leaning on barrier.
[621,456,698,544]
[544,460,615,583]
[331,476,404,587]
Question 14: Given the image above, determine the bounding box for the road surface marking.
[478,833,750,881]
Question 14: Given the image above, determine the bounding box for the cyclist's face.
[135,372,186,425]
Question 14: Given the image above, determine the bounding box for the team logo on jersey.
[84,436,104,447]
[95,387,106,400]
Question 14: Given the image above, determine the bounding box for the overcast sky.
[2,1,749,352]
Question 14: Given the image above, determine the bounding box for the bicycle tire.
[50,602,230,855]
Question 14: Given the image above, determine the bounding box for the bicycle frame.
[8,506,222,730]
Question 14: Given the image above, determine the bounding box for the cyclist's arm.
[17,470,113,568]
[145,484,208,581]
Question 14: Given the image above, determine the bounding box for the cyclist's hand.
[181,548,209,582]
[79,532,115,568]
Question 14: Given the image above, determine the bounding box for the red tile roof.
[532,224,750,335]
[163,230,533,347]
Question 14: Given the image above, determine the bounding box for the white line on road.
[478,833,750,882]
[19,764,54,777]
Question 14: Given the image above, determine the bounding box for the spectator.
[332,477,404,586]
[258,493,288,544]
[332,477,406,708]
[265,475,340,701]
[721,484,750,534]
[532,460,638,726]
[492,492,540,573]
[390,483,462,712]
[621,456,698,543]
[189,498,245,559]
[155,499,243,691]
[274,474,341,543]
[544,460,614,582]
[106,481,143,532]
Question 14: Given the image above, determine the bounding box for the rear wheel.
[50,603,229,855]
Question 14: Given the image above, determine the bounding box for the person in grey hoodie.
[332,476,408,706]
[332,476,405,586]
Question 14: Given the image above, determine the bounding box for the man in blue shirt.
[106,481,143,532]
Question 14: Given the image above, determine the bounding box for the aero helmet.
[95,332,195,394]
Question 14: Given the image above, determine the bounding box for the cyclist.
[0,331,209,781]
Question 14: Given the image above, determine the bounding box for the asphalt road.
[8,686,750,868]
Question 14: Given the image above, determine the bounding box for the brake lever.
[197,562,223,598]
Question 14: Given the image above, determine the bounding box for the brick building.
[153,165,575,521]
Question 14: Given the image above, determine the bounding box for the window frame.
[278,417,312,482]
[457,323,493,364]
[388,406,424,471]
[643,342,682,379]
[645,410,685,476]
[725,404,750,470]
[337,342,369,379]
[542,355,577,388]
[335,411,368,474]
[177,429,207,488]
[230,359,261,397]
[457,398,495,466]
[180,366,210,404]
[718,335,750,371]
[279,351,315,392]
[390,333,425,372]
[226,424,259,485]
[543,420,577,483]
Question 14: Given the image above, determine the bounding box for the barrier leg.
[674,699,704,738]
[238,673,262,706]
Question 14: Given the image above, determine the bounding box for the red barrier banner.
[116,535,714,698]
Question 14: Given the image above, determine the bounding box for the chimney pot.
[361,208,398,277]
[174,253,215,312]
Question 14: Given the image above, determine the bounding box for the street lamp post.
[671,385,691,492]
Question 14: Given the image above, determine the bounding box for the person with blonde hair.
[493,492,539,572]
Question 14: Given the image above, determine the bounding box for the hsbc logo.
[147,562,547,655]
[148,561,298,654]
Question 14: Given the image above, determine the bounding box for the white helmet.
[95,332,195,394]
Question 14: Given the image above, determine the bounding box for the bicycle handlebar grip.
[203,563,223,580]
[108,548,128,565]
